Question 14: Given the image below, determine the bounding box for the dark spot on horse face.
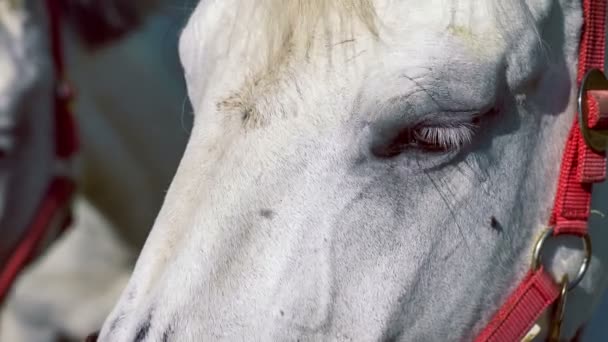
[490,216,502,233]
[161,324,175,342]
[260,209,276,219]
[85,332,99,342]
[109,313,124,333]
[242,108,253,122]
[280,310,285,316]
[134,312,152,342]
[353,155,367,167]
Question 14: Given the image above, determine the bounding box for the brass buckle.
[548,275,569,342]
[578,69,608,152]
[532,228,592,341]
[531,228,592,291]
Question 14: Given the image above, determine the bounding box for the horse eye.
[371,122,478,159]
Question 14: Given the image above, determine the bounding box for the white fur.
[99,0,608,341]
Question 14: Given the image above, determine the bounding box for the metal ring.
[531,228,592,291]
[578,68,608,152]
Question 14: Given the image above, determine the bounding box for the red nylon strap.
[588,90,608,129]
[475,0,607,340]
[46,0,79,158]
[475,269,560,342]
[0,178,75,304]
[551,0,607,236]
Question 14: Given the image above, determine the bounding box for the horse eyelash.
[414,122,477,150]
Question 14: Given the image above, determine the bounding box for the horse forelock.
[214,0,543,129]
[209,0,378,128]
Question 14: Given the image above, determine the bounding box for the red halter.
[0,0,78,304]
[476,0,608,341]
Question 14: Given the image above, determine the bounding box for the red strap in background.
[0,0,79,305]
[475,0,607,340]
[46,0,78,158]
[0,178,75,304]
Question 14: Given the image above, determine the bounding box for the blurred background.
[0,1,195,340]
[0,1,606,341]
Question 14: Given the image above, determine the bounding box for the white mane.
[260,0,377,47]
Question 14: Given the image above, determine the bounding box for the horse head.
[99,1,608,340]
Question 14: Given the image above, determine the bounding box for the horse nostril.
[85,331,99,342]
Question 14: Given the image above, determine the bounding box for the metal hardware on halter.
[475,0,607,340]
[578,68,608,152]
[532,229,590,341]
[531,228,592,291]
[548,275,569,342]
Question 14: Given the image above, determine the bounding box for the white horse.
[0,0,191,340]
[97,0,608,341]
